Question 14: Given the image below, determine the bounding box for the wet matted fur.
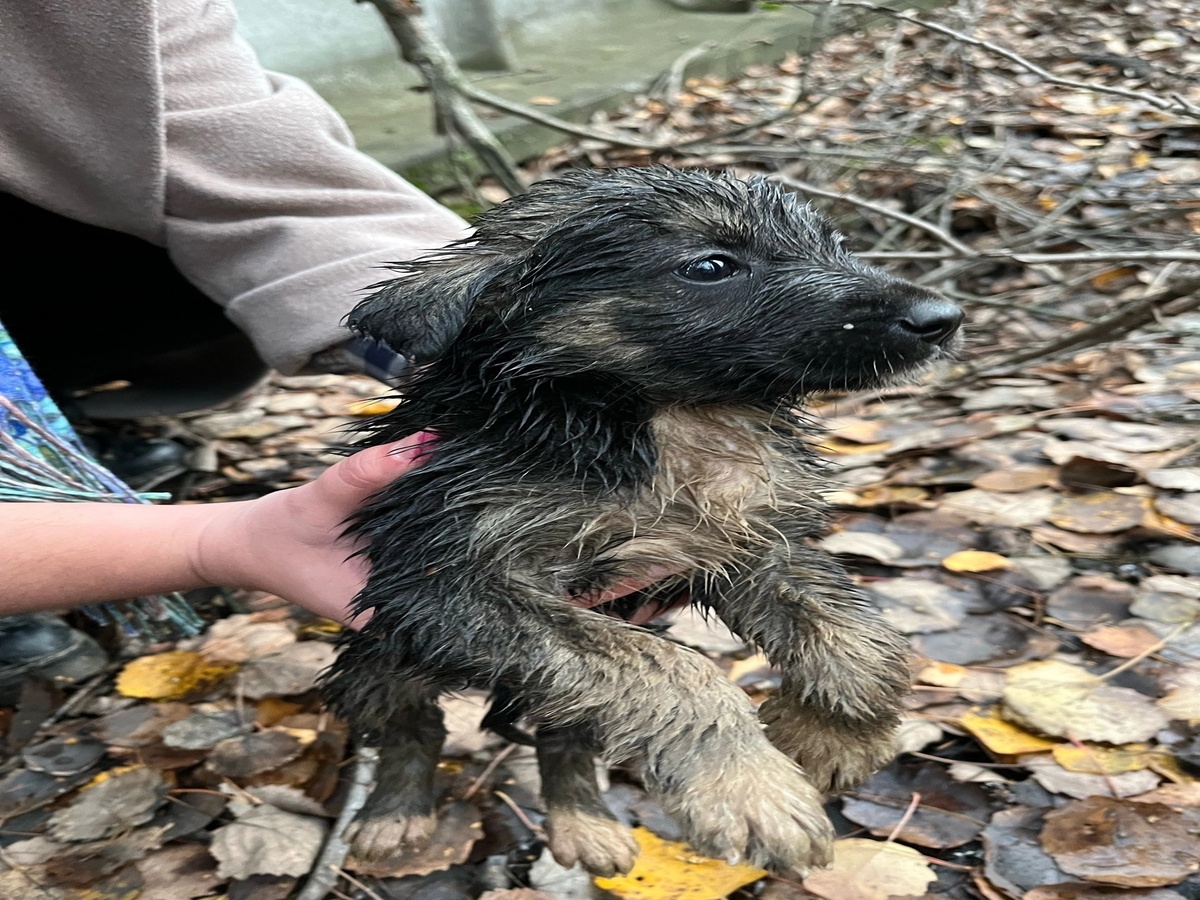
[322,166,963,876]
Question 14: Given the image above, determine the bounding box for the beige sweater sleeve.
[159,0,470,374]
[0,0,468,375]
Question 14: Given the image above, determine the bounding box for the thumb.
[315,432,435,508]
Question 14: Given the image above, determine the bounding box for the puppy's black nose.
[897,298,963,346]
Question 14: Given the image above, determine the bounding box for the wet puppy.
[322,166,962,876]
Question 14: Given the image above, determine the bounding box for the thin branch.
[948,276,1200,382]
[297,746,379,900]
[777,0,1200,119]
[365,0,528,195]
[773,173,980,256]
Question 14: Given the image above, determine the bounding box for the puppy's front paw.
[545,807,639,877]
[668,750,834,875]
[760,698,898,794]
[346,809,439,861]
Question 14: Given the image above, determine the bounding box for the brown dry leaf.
[236,641,337,698]
[939,488,1058,528]
[1002,659,1171,743]
[1079,623,1162,658]
[115,650,237,701]
[1041,796,1199,887]
[1025,885,1182,900]
[198,614,297,664]
[209,803,328,880]
[1157,669,1200,723]
[841,763,995,849]
[1047,492,1149,534]
[135,842,223,900]
[972,466,1056,492]
[803,838,936,900]
[346,801,487,879]
[959,705,1059,756]
[48,767,167,842]
[942,550,1012,572]
[593,827,765,900]
[1027,757,1161,801]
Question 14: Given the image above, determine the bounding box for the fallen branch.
[776,0,1200,119]
[364,0,528,195]
[947,276,1200,383]
[774,173,980,257]
[296,746,380,900]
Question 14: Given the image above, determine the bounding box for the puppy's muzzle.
[894,297,963,348]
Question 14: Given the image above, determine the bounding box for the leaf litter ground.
[2,0,1198,897]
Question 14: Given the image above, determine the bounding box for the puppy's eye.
[675,256,740,283]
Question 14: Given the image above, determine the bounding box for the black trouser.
[0,193,268,419]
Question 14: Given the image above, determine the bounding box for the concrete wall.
[233,0,659,77]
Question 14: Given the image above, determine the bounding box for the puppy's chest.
[465,407,822,581]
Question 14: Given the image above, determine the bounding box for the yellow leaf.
[959,706,1058,756]
[917,661,968,687]
[1052,743,1154,775]
[593,827,766,900]
[942,550,1012,573]
[115,650,236,701]
[348,398,400,416]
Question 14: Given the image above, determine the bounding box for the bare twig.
[777,0,1200,119]
[948,276,1200,382]
[364,0,528,195]
[297,746,379,900]
[774,173,980,256]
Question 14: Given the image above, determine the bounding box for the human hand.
[193,433,434,626]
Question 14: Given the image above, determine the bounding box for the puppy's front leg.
[342,585,833,874]
[536,726,638,877]
[340,681,446,861]
[700,545,910,794]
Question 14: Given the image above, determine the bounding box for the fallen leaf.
[1051,744,1156,775]
[1079,623,1162,658]
[48,767,167,842]
[1041,796,1199,886]
[209,803,328,880]
[348,398,400,416]
[116,651,236,701]
[1047,493,1149,534]
[942,550,1012,572]
[591,826,765,899]
[981,806,1070,897]
[236,641,337,698]
[1025,755,1161,799]
[803,838,936,900]
[959,706,1058,755]
[1002,660,1171,743]
[842,763,995,848]
[346,800,484,878]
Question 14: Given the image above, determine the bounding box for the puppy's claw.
[668,751,835,874]
[545,808,639,877]
[346,810,439,861]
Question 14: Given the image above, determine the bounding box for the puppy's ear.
[347,252,510,363]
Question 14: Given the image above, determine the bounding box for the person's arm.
[0,438,430,626]
[158,0,471,376]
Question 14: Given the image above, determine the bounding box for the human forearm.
[0,500,232,614]
[0,439,432,623]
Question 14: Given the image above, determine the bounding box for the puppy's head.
[349,167,962,405]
